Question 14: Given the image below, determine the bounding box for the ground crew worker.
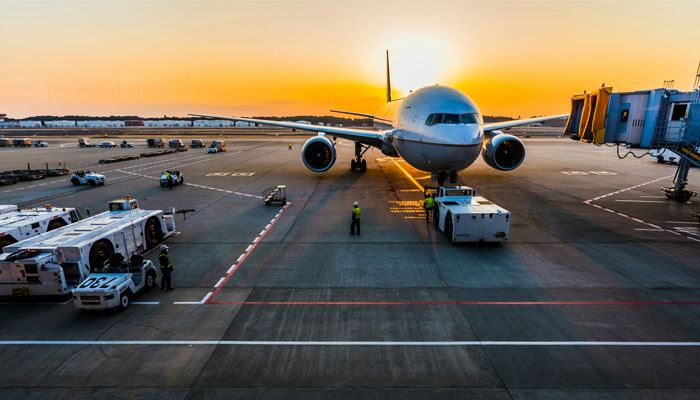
[165,170,173,190]
[158,244,174,290]
[424,193,435,221]
[350,201,361,235]
[288,142,292,150]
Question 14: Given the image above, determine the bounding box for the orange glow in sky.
[1,0,699,118]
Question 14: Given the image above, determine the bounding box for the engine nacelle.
[481,132,525,171]
[302,136,336,172]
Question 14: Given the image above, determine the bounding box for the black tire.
[144,217,163,250]
[677,192,692,203]
[657,157,665,164]
[145,271,157,289]
[89,180,96,186]
[71,177,80,185]
[179,177,184,185]
[89,239,114,273]
[119,291,131,309]
[351,159,356,171]
[99,181,104,186]
[361,159,367,172]
[0,236,17,253]
[47,219,67,231]
[445,214,453,241]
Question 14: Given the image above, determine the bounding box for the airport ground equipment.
[565,86,700,202]
[34,141,48,147]
[0,196,176,296]
[72,253,157,310]
[99,141,116,148]
[12,138,31,147]
[190,139,204,148]
[0,138,9,147]
[0,205,79,252]
[650,148,683,164]
[78,138,96,147]
[120,140,134,148]
[169,139,185,148]
[208,140,226,153]
[147,138,165,148]
[160,170,184,187]
[0,205,19,215]
[99,154,139,164]
[262,185,286,205]
[428,186,510,243]
[71,170,105,186]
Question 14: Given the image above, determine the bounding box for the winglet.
[386,50,392,103]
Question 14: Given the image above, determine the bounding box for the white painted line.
[236,254,244,263]
[173,301,201,305]
[245,245,252,252]
[214,277,225,288]
[614,200,667,203]
[265,224,271,229]
[639,195,666,198]
[1,340,700,347]
[259,230,266,236]
[252,237,259,243]
[132,302,160,305]
[227,264,236,274]
[667,221,700,224]
[200,292,213,304]
[635,228,663,231]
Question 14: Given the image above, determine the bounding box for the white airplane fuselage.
[374,85,484,173]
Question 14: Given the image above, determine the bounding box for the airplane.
[190,51,567,185]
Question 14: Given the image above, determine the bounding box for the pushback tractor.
[429,186,511,243]
[0,205,80,252]
[0,196,175,296]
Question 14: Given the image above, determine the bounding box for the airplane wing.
[188,113,385,147]
[484,114,569,132]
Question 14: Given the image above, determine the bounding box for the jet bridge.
[565,86,700,202]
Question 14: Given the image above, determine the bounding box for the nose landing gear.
[351,142,369,172]
[432,170,458,186]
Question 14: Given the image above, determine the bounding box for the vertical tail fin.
[386,50,392,102]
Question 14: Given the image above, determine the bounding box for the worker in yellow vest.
[158,244,174,290]
[350,201,361,235]
[424,193,435,221]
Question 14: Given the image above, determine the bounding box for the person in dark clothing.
[158,244,174,290]
[350,201,361,235]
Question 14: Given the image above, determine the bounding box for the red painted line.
[205,203,290,303]
[207,301,700,306]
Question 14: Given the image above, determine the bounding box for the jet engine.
[302,136,336,172]
[481,132,525,171]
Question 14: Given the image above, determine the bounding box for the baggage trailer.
[0,196,175,296]
[0,205,80,252]
[147,138,165,148]
[12,138,31,147]
[429,186,510,243]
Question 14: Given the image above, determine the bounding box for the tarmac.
[0,136,699,399]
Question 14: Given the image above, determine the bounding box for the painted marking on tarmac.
[207,203,290,304]
[635,228,664,231]
[615,200,667,203]
[173,291,213,305]
[1,340,700,347]
[214,277,225,288]
[132,302,160,305]
[583,174,700,243]
[390,157,424,192]
[667,221,700,224]
[208,300,700,306]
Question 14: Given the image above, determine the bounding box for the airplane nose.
[444,125,481,146]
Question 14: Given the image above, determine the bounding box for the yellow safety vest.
[353,207,361,220]
[424,197,434,209]
[159,253,172,269]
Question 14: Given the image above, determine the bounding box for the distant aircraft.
[191,51,567,185]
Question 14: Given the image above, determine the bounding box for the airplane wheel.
[361,159,367,172]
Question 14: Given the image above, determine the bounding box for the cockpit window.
[426,112,481,126]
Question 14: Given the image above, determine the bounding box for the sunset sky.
[1,0,699,119]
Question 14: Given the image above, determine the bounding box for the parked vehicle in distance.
[147,138,165,148]
[12,138,32,147]
[207,140,226,153]
[169,139,185,148]
[160,170,184,187]
[99,141,116,148]
[71,170,105,186]
[190,139,204,148]
[78,138,94,147]
[72,253,158,310]
[34,141,48,147]
[120,140,134,148]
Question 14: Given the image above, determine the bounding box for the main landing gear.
[351,142,368,172]
[433,170,458,186]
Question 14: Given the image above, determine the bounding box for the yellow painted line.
[390,158,424,192]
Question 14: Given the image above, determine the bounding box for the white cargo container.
[431,186,510,243]
[0,196,175,296]
[0,205,80,252]
[0,205,19,215]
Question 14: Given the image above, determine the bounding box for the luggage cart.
[262,185,286,206]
